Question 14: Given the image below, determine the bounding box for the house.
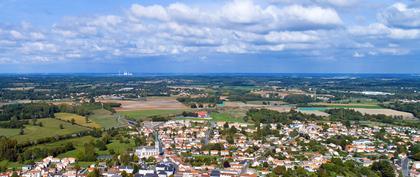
[155,162,176,176]
[197,111,208,118]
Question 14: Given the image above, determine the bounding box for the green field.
[55,112,101,128]
[0,160,22,169]
[210,112,245,123]
[88,109,122,129]
[0,118,89,143]
[58,138,136,158]
[119,109,187,120]
[28,136,97,150]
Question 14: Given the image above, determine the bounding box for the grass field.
[28,136,97,150]
[58,138,136,158]
[210,112,245,123]
[55,112,101,128]
[0,118,89,143]
[0,127,20,137]
[88,109,122,129]
[0,160,22,169]
[119,109,187,120]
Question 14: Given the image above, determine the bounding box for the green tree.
[87,168,100,177]
[371,160,395,177]
[11,172,19,177]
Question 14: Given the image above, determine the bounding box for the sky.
[0,0,420,73]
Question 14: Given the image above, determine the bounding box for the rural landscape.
[0,74,419,177]
[1,0,420,176]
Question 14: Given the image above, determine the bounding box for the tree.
[87,168,100,177]
[273,166,286,175]
[11,172,19,177]
[77,142,96,161]
[190,104,197,109]
[121,171,128,177]
[74,164,81,176]
[371,160,395,177]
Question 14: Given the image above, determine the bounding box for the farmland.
[0,118,89,143]
[210,112,245,123]
[55,113,101,128]
[88,109,123,129]
[307,102,383,109]
[120,109,187,120]
[101,96,188,111]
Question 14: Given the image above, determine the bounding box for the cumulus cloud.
[379,3,420,29]
[0,0,418,64]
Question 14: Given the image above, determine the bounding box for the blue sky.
[0,0,420,73]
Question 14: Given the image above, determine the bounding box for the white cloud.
[349,23,420,40]
[379,3,420,28]
[2,0,418,64]
[221,0,270,24]
[264,31,319,43]
[130,4,170,21]
[353,51,364,58]
[268,5,342,30]
[315,0,358,7]
[10,30,24,39]
[30,32,45,40]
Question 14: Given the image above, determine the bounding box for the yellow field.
[55,113,101,128]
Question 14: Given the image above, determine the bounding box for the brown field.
[100,97,188,111]
[352,108,415,119]
[267,106,293,112]
[298,110,330,117]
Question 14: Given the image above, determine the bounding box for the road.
[401,157,410,177]
[204,121,215,145]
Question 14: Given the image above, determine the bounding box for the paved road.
[401,157,410,177]
[204,121,215,145]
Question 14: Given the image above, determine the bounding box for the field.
[88,109,123,129]
[352,108,415,119]
[28,136,96,150]
[100,96,188,111]
[298,110,330,117]
[120,109,187,120]
[210,112,245,123]
[58,138,135,158]
[0,118,89,143]
[55,113,101,128]
[308,103,382,109]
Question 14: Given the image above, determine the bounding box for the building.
[135,134,163,159]
[197,111,208,118]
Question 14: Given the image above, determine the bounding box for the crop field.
[1,118,89,143]
[352,108,415,119]
[308,103,382,109]
[101,96,188,111]
[88,109,122,129]
[55,113,101,128]
[120,109,187,120]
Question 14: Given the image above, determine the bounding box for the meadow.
[55,113,101,128]
[88,109,123,129]
[0,118,89,143]
[210,112,245,123]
